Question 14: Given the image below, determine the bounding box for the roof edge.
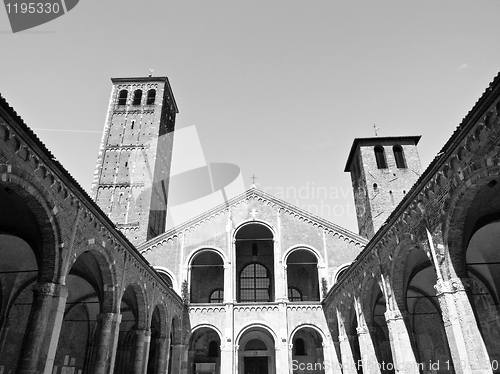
[344,135,422,172]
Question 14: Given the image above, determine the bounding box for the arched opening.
[190,250,224,304]
[114,284,144,373]
[393,145,406,168]
[118,89,128,105]
[189,327,221,374]
[404,246,452,373]
[147,306,164,374]
[374,146,387,169]
[0,234,38,371]
[291,328,325,374]
[238,327,275,374]
[0,184,47,371]
[286,249,319,302]
[235,224,274,302]
[146,89,156,105]
[334,264,350,284]
[132,90,143,106]
[54,250,109,373]
[448,177,500,366]
[157,270,174,288]
[465,220,500,364]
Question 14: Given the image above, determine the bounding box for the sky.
[1,1,500,234]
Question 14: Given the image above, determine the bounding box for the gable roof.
[138,187,368,251]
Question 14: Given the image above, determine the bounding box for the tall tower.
[92,76,178,245]
[345,136,422,239]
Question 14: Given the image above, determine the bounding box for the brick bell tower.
[92,76,178,245]
[345,136,422,239]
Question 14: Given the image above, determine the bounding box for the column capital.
[97,312,122,324]
[34,281,67,298]
[356,325,375,335]
[434,277,470,295]
[384,309,408,321]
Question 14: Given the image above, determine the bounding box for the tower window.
[374,146,387,169]
[393,145,407,168]
[147,89,156,105]
[117,90,128,105]
[132,89,143,105]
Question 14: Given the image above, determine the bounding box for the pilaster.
[356,325,381,374]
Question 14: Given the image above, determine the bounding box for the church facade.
[0,71,499,374]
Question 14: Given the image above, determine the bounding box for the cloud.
[457,63,468,72]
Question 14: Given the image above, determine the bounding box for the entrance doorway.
[238,328,275,374]
[244,357,267,374]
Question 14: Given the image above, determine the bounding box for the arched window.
[239,263,271,302]
[146,89,156,105]
[294,338,306,356]
[374,146,387,169]
[117,90,128,105]
[209,289,224,303]
[132,89,142,105]
[190,251,224,303]
[286,249,319,301]
[157,271,173,288]
[393,145,406,168]
[288,287,302,302]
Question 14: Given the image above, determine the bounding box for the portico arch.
[237,325,276,374]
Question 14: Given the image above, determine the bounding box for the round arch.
[0,172,62,283]
[236,323,278,345]
[154,266,178,291]
[186,246,228,266]
[233,219,276,241]
[282,244,324,264]
[444,166,500,279]
[289,323,327,342]
[332,262,351,284]
[120,281,149,330]
[191,323,224,340]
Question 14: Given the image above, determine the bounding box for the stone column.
[384,309,419,374]
[356,326,381,374]
[132,329,148,374]
[180,344,189,374]
[93,312,122,374]
[435,278,492,374]
[170,344,186,374]
[337,334,357,374]
[322,340,342,374]
[156,336,170,374]
[17,281,68,374]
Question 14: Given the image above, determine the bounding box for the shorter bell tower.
[345,136,422,239]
